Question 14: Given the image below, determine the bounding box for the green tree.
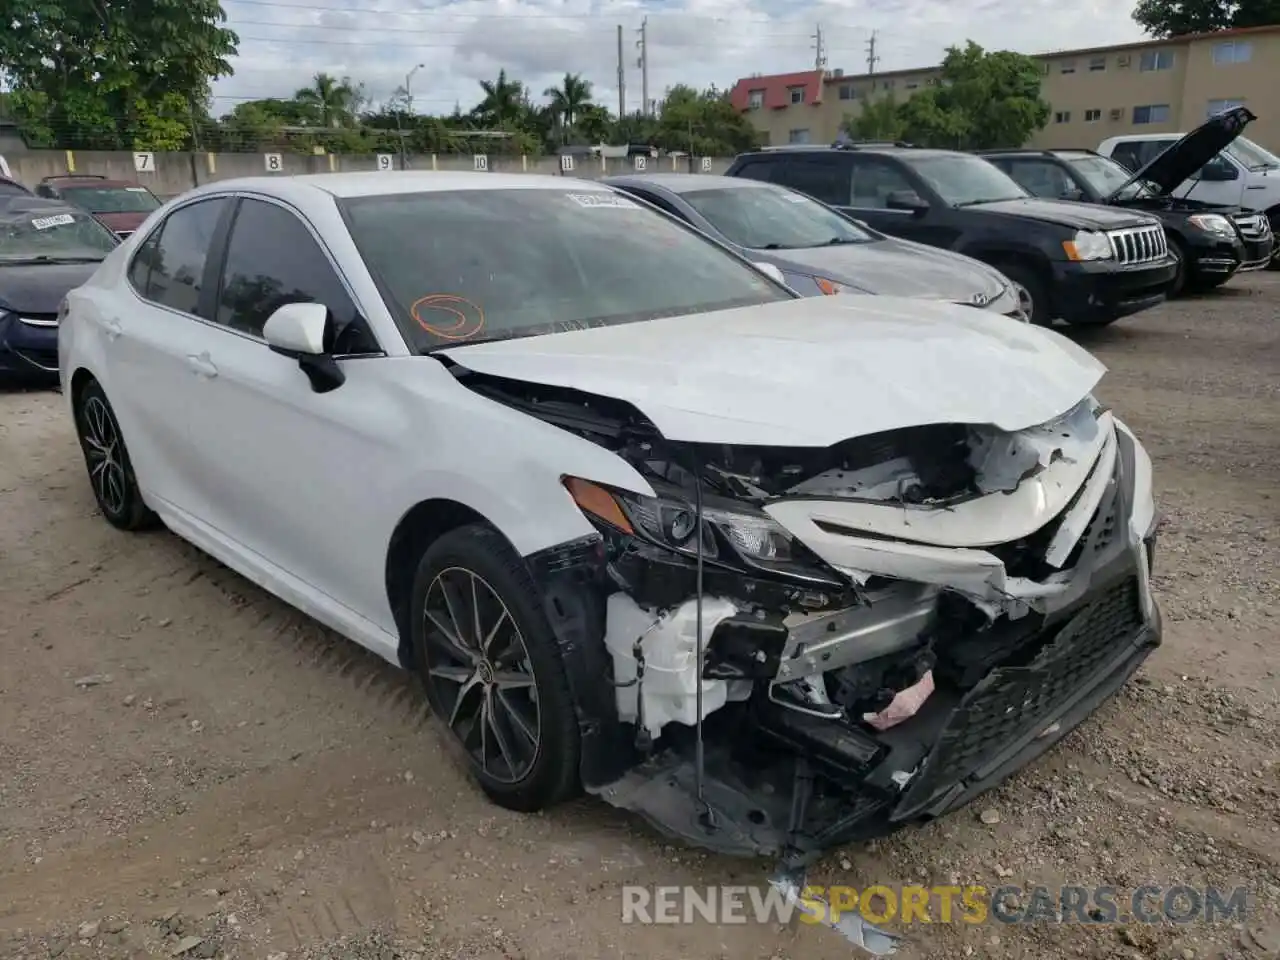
[294,73,364,128]
[0,0,237,148]
[1132,0,1280,35]
[895,42,1049,149]
[473,70,526,129]
[652,85,761,157]
[543,73,595,142]
[843,95,906,141]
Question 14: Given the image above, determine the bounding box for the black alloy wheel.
[74,379,157,531]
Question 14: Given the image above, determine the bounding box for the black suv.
[978,108,1274,297]
[724,143,1177,326]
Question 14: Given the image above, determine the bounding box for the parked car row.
[41,156,1168,869]
[4,108,1266,866]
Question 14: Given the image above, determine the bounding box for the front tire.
[409,524,581,812]
[73,379,158,531]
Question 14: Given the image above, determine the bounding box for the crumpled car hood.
[440,296,1106,447]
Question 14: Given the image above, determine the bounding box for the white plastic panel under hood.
[441,296,1106,447]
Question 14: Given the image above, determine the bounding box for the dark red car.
[35,175,162,239]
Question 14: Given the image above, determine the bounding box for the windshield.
[1065,155,1156,199]
[681,184,874,249]
[61,185,161,214]
[0,210,119,261]
[907,155,1030,206]
[1224,137,1280,171]
[340,188,792,351]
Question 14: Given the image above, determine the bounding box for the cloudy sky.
[210,0,1150,116]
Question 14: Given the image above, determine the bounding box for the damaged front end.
[475,368,1161,863]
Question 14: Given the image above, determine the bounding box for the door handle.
[102,318,123,341]
[185,352,218,379]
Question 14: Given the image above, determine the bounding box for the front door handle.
[185,352,218,379]
[102,318,122,341]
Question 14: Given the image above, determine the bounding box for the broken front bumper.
[588,538,1159,859]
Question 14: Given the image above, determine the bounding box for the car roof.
[181,171,619,203]
[739,146,960,160]
[604,173,771,194]
[979,148,1098,159]
[44,176,141,188]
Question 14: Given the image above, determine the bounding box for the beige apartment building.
[728,25,1280,152]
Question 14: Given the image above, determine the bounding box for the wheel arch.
[69,366,97,408]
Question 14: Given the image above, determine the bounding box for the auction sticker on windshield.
[31,214,76,230]
[566,193,639,209]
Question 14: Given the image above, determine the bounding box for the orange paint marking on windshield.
[410,294,486,340]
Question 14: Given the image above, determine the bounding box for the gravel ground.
[1,274,1278,960]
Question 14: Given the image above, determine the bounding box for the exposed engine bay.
[456,365,1162,863]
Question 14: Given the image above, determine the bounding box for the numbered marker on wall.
[701,156,713,173]
[264,152,283,173]
[473,154,488,172]
[559,154,574,173]
[376,153,394,171]
[634,155,647,172]
[132,152,155,173]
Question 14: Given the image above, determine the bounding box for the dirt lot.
[2,275,1278,960]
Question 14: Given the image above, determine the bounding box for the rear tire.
[993,261,1050,325]
[1267,209,1280,270]
[73,379,158,531]
[409,523,581,812]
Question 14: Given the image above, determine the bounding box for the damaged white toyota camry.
[60,172,1160,864]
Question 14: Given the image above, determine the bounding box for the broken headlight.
[564,477,834,581]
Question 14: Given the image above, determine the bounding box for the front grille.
[1106,224,1168,265]
[1231,213,1271,241]
[894,576,1145,818]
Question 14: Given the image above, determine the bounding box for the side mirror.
[263,301,345,393]
[886,190,928,215]
[1197,160,1238,182]
[753,261,787,284]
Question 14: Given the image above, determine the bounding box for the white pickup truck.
[1098,111,1280,244]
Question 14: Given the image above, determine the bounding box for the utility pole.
[616,24,626,117]
[636,17,649,115]
[811,24,827,72]
[866,30,880,75]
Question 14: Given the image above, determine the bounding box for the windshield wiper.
[825,237,861,245]
[0,255,105,264]
[953,197,1020,207]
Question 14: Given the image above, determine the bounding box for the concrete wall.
[3,149,737,199]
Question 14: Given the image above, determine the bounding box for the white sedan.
[59,171,1161,858]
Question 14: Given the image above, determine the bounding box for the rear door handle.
[185,352,218,379]
[102,318,122,341]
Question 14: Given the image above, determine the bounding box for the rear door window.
[766,157,851,206]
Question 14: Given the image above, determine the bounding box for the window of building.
[789,86,806,104]
[788,128,812,144]
[1133,103,1171,124]
[1060,60,1077,74]
[1207,98,1246,118]
[1089,56,1107,71]
[1139,50,1174,71]
[905,81,919,90]
[748,89,765,109]
[1213,40,1252,64]
[1054,111,1072,124]
[838,84,856,100]
[881,79,895,90]
[1084,108,1102,122]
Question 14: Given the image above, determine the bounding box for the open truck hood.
[1107,105,1256,200]
[440,295,1105,447]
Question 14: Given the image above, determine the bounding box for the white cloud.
[211,0,1148,116]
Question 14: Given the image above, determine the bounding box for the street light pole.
[400,62,425,170]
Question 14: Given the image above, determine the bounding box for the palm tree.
[543,72,594,139]
[475,69,525,129]
[294,73,361,128]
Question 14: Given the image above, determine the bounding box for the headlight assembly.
[1187,213,1236,237]
[1062,230,1113,262]
[563,476,835,582]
